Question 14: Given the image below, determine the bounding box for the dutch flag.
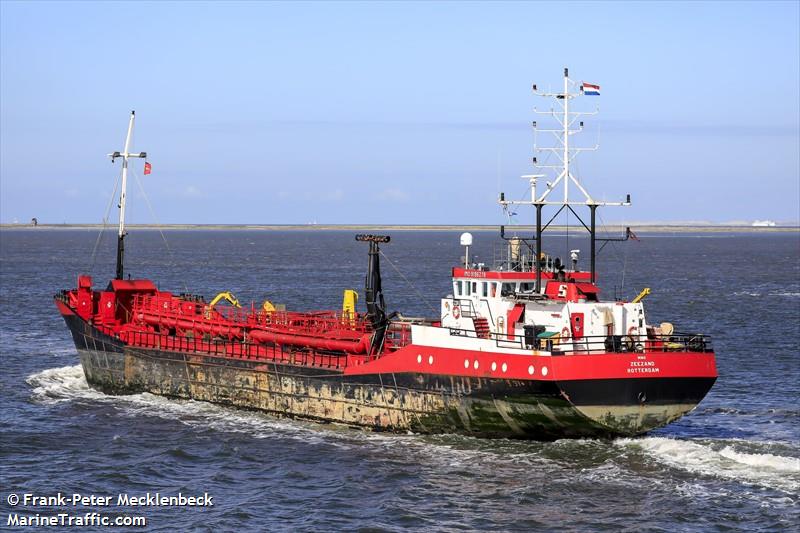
[581,82,600,96]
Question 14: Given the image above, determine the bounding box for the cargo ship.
[55,69,717,439]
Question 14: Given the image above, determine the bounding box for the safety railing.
[131,294,255,325]
[124,329,350,369]
[452,298,478,318]
[130,294,372,337]
[54,290,70,303]
[385,322,413,349]
[254,309,372,335]
[447,326,713,355]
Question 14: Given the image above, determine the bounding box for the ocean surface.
[1,229,798,531]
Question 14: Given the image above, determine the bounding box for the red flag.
[144,162,152,175]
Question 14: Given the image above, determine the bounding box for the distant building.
[752,220,776,227]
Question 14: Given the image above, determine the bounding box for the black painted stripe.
[557,377,716,406]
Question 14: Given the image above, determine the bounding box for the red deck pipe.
[248,329,371,354]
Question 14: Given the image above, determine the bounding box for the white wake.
[617,436,800,494]
[27,365,106,404]
[27,366,800,495]
[26,365,335,443]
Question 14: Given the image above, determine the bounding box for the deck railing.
[124,329,350,369]
[447,327,712,355]
[130,294,372,336]
[68,292,710,365]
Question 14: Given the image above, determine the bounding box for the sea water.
[1,229,798,531]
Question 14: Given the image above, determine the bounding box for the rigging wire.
[130,167,189,294]
[620,243,629,296]
[570,145,633,298]
[598,209,631,298]
[89,166,122,272]
[378,250,439,316]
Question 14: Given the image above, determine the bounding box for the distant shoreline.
[1,223,798,233]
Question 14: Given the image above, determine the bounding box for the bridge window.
[465,282,471,296]
[456,281,463,296]
[482,282,488,297]
[520,282,535,293]
[501,282,515,296]
[490,282,498,297]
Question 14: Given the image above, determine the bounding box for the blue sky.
[1,1,798,225]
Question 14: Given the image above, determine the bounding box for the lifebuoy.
[561,326,571,342]
[453,305,461,319]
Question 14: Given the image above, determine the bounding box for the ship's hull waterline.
[63,313,715,440]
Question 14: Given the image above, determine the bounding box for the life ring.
[453,305,461,319]
[561,326,571,343]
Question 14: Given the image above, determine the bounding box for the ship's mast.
[563,68,570,204]
[109,111,147,280]
[499,68,630,290]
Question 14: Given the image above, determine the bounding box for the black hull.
[62,313,715,439]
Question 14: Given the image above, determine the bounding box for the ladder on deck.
[473,317,490,339]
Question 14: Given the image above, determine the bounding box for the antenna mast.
[109,111,147,280]
[499,68,631,289]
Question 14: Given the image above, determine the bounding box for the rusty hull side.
[63,313,710,439]
[76,344,609,439]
